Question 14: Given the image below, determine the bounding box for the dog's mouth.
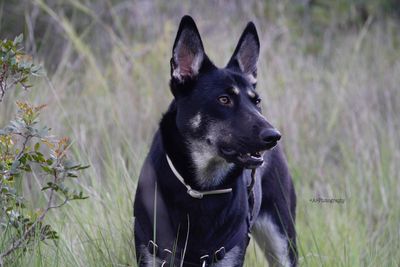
[219,138,279,169]
[219,147,267,169]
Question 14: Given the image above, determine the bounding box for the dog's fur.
[133,16,297,267]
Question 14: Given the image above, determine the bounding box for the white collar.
[165,154,233,199]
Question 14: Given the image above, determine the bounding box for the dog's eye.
[255,98,261,107]
[218,96,232,106]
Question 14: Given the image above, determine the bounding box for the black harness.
[145,168,258,267]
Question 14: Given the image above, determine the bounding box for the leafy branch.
[0,37,89,266]
[0,34,42,102]
[0,102,89,266]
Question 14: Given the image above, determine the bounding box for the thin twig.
[48,197,70,210]
[0,64,9,102]
[0,169,58,265]
[15,134,33,161]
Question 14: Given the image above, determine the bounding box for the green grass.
[1,1,400,266]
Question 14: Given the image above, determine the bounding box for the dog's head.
[170,16,281,171]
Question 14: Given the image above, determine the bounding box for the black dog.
[134,15,297,267]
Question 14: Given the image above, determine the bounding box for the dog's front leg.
[252,214,296,267]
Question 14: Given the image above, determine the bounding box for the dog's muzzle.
[219,128,281,169]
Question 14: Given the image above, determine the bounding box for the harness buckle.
[214,246,226,262]
[200,254,209,267]
[187,189,203,199]
[147,240,158,256]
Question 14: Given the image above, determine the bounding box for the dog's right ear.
[171,15,205,83]
[226,22,260,85]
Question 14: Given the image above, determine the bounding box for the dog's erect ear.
[226,22,260,84]
[171,15,205,82]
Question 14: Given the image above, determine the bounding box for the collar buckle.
[187,189,203,199]
[166,154,232,199]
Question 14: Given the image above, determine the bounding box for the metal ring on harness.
[200,254,209,267]
[147,240,158,256]
[214,246,226,262]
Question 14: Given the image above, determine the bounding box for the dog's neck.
[160,102,239,190]
[188,139,235,188]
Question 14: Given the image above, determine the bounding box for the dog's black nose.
[260,128,281,144]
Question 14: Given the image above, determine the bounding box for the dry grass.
[1,1,399,266]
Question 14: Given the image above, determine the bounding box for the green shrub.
[0,36,88,266]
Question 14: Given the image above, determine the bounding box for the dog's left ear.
[171,15,205,82]
[226,22,260,84]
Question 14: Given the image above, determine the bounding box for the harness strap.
[153,156,259,266]
[247,168,256,194]
[246,169,257,238]
[166,154,232,199]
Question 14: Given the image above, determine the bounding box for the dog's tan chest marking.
[190,112,202,129]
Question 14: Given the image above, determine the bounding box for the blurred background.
[1,0,399,266]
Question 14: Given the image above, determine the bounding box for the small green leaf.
[13,34,23,45]
[41,165,53,174]
[67,172,78,178]
[76,165,90,170]
[10,160,21,175]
